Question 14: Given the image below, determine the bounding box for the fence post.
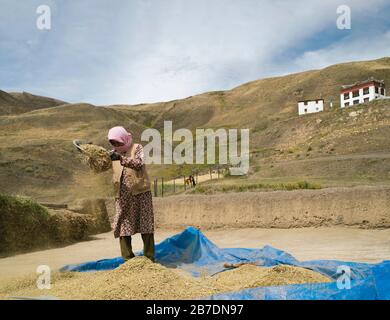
[153,179,157,197]
[161,177,164,197]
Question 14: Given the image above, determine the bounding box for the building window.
[353,100,360,105]
[345,102,350,107]
[344,92,350,100]
[381,88,385,95]
[304,108,307,113]
[364,98,369,103]
[375,87,379,94]
[363,87,369,95]
[352,90,359,98]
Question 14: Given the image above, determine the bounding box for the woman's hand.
[110,151,122,161]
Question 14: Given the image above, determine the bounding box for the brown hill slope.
[119,57,390,135]
[0,103,147,202]
[0,90,27,115]
[0,57,390,202]
[111,57,390,184]
[0,91,66,115]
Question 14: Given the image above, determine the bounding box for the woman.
[108,126,155,262]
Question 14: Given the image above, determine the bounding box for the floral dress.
[112,144,154,238]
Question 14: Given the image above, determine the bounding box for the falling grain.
[78,144,112,173]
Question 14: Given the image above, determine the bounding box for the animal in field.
[185,177,192,186]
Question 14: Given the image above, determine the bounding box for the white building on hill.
[298,99,324,116]
[340,78,386,108]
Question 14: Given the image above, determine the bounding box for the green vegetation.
[0,193,94,257]
[154,181,187,197]
[187,181,321,195]
[150,163,218,180]
[0,193,52,255]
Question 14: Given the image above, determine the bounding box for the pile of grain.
[78,144,111,173]
[208,264,331,292]
[1,257,331,300]
[0,257,215,300]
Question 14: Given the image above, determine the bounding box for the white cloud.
[0,0,389,104]
[289,30,390,72]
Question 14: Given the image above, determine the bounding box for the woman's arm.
[120,144,145,170]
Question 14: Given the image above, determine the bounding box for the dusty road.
[1,227,390,281]
[165,171,222,185]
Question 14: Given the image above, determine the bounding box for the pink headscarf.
[108,126,133,154]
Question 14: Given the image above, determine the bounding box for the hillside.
[118,57,390,132]
[0,57,389,202]
[0,103,150,202]
[0,91,66,115]
[198,99,390,190]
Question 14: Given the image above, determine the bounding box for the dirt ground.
[1,227,390,283]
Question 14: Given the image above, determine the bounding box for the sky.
[1,0,390,105]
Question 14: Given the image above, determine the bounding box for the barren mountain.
[0,91,66,115]
[0,57,389,202]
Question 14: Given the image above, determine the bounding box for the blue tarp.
[60,227,390,300]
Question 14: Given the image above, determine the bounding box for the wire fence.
[152,165,229,197]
